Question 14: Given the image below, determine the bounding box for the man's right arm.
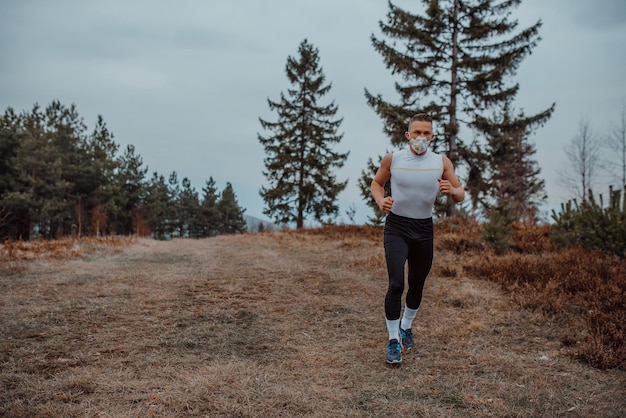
[371,153,394,213]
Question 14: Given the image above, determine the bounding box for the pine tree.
[551,186,626,258]
[364,0,554,215]
[217,182,247,234]
[167,171,182,237]
[259,39,349,228]
[113,144,148,235]
[81,115,120,236]
[200,177,222,237]
[45,101,88,237]
[143,172,170,240]
[472,103,550,221]
[0,108,26,239]
[179,177,202,238]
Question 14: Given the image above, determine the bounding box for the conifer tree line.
[0,101,247,241]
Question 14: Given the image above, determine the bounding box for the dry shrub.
[435,264,458,278]
[434,215,481,235]
[435,217,484,254]
[294,224,382,242]
[583,309,626,370]
[1,238,72,261]
[510,223,554,254]
[464,245,626,370]
[0,236,133,274]
[436,234,485,254]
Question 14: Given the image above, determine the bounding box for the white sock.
[400,306,419,330]
[386,319,400,341]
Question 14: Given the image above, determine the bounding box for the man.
[370,113,465,364]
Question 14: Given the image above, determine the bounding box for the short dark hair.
[408,113,433,131]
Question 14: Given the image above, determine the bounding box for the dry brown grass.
[1,228,625,417]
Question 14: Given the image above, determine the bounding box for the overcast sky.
[1,0,625,225]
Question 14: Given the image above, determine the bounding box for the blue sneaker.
[400,328,415,349]
[386,338,402,364]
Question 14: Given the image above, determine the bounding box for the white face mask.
[409,136,429,154]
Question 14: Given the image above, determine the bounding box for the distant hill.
[244,214,276,232]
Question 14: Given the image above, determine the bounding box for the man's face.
[405,120,434,140]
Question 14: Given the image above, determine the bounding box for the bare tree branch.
[560,118,601,201]
[603,104,626,188]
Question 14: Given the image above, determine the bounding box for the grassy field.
[1,227,625,417]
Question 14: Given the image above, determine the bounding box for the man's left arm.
[439,156,465,203]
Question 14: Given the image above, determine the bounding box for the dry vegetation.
[1,225,625,417]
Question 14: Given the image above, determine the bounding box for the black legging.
[383,212,434,320]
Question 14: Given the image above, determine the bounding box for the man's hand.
[438,178,454,195]
[378,196,394,213]
[438,178,464,202]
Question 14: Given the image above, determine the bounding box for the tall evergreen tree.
[81,115,120,236]
[199,177,222,237]
[364,0,554,215]
[113,144,148,235]
[0,108,25,239]
[259,39,349,228]
[473,103,549,221]
[179,177,202,238]
[143,172,170,240]
[217,182,247,234]
[167,171,182,237]
[45,101,87,236]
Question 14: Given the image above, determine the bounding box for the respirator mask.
[409,136,429,154]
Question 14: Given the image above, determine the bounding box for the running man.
[370,113,465,364]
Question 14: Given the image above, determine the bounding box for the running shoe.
[400,327,415,349]
[386,338,402,364]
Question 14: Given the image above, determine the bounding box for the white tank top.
[390,148,443,219]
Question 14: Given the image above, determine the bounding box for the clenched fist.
[378,196,394,214]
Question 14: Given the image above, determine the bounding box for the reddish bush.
[464,233,626,370]
[511,223,554,254]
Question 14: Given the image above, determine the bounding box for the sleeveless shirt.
[389,148,443,219]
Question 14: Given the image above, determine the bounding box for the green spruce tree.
[217,182,247,234]
[0,107,26,240]
[113,144,148,236]
[144,172,170,240]
[472,102,551,221]
[81,115,120,236]
[364,0,554,216]
[200,177,222,237]
[45,101,88,237]
[259,39,349,228]
[179,177,202,238]
[167,171,182,237]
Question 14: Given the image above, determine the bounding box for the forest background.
[0,0,625,227]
